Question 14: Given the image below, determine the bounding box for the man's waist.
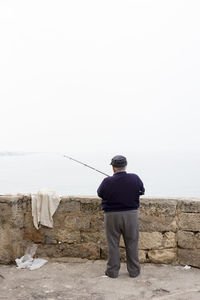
[103,207,138,213]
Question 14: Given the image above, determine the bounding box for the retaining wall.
[1,195,200,267]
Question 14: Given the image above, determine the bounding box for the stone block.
[0,195,19,203]
[36,244,60,258]
[178,198,200,213]
[24,212,34,228]
[56,230,81,244]
[10,228,24,244]
[0,202,11,214]
[139,250,147,263]
[56,198,80,213]
[24,229,44,243]
[11,213,24,228]
[178,213,200,231]
[0,227,12,263]
[178,249,200,268]
[148,249,177,264]
[40,227,57,242]
[139,232,163,250]
[64,215,91,230]
[80,198,101,214]
[139,198,177,232]
[80,231,106,244]
[0,249,12,264]
[163,232,176,248]
[90,212,104,231]
[23,196,31,212]
[177,231,195,248]
[0,203,12,225]
[11,242,24,259]
[9,200,25,228]
[52,213,67,228]
[0,225,24,263]
[195,232,200,248]
[62,243,100,260]
[43,236,57,245]
[77,196,101,204]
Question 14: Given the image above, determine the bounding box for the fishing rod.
[63,155,109,177]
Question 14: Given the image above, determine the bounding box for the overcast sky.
[0,0,200,160]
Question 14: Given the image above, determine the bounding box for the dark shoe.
[129,272,140,278]
[105,271,118,278]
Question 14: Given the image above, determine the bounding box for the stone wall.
[1,195,200,267]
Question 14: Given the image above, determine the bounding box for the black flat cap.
[110,155,127,167]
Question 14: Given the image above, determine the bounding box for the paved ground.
[1,260,200,300]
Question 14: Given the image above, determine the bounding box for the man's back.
[97,171,145,212]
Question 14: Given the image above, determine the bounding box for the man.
[97,155,145,278]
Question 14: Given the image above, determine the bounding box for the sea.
[0,152,199,198]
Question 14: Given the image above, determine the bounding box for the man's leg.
[122,210,140,277]
[104,212,121,278]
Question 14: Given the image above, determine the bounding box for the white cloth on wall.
[31,189,61,229]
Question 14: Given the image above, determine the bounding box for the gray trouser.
[104,209,140,277]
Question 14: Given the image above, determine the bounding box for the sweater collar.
[113,171,127,176]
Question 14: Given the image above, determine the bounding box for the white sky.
[0,0,200,159]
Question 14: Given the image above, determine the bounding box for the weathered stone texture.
[177,231,200,249]
[10,202,25,228]
[178,198,200,213]
[90,212,104,231]
[139,198,177,232]
[24,229,44,243]
[139,232,163,250]
[178,249,200,268]
[139,231,176,250]
[80,198,101,214]
[56,198,80,213]
[195,232,200,248]
[139,250,147,263]
[0,199,25,262]
[80,231,106,244]
[36,244,61,258]
[24,212,34,228]
[148,249,177,264]
[61,243,100,260]
[177,231,195,249]
[0,203,12,225]
[0,227,12,263]
[56,230,81,244]
[178,213,200,231]
[2,195,200,268]
[63,215,91,230]
[164,232,176,248]
[0,225,25,262]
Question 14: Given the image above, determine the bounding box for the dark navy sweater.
[97,171,145,212]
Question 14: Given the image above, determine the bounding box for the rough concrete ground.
[1,261,200,300]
